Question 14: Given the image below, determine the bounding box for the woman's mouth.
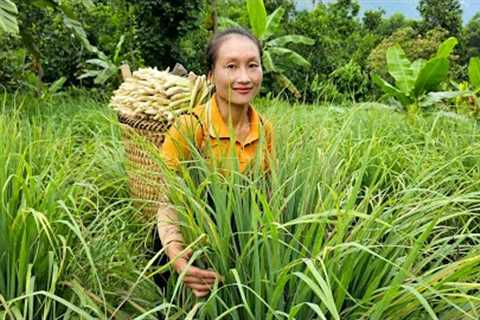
[234,88,252,94]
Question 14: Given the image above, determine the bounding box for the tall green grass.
[159,100,480,319]
[1,93,479,319]
[0,93,160,318]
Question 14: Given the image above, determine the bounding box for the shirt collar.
[207,94,260,145]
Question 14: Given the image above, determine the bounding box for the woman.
[155,28,275,298]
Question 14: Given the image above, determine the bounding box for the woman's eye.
[226,64,236,69]
[249,64,259,68]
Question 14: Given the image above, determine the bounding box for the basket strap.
[186,101,266,155]
[186,110,206,155]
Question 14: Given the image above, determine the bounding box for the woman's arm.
[156,201,220,297]
[156,201,186,262]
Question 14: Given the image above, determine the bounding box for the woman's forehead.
[216,36,260,61]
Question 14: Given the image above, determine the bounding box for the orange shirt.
[160,94,274,174]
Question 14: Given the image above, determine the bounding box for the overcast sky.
[295,0,480,23]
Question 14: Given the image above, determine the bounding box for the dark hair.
[206,28,263,72]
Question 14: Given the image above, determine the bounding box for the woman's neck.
[215,95,250,129]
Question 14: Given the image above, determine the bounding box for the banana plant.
[219,0,314,98]
[373,37,458,114]
[78,35,125,85]
[417,56,480,117]
[469,57,480,90]
[0,0,18,34]
[447,57,480,116]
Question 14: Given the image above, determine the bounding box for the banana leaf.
[468,57,480,90]
[264,7,284,41]
[435,37,458,59]
[218,17,242,30]
[266,35,314,48]
[247,0,267,39]
[413,57,449,97]
[419,91,466,108]
[262,50,277,73]
[269,47,311,68]
[411,59,426,81]
[386,45,415,94]
[372,74,410,106]
[0,0,18,35]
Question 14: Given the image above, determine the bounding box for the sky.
[295,0,480,24]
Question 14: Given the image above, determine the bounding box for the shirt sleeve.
[160,114,203,171]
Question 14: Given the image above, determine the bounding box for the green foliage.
[2,93,480,318]
[417,0,463,36]
[0,36,29,88]
[176,25,210,75]
[0,0,98,93]
[362,9,384,32]
[28,11,88,84]
[376,13,417,37]
[373,37,458,114]
[448,57,480,117]
[162,98,480,318]
[368,27,449,79]
[469,57,480,89]
[75,1,144,88]
[310,75,344,104]
[286,2,366,101]
[415,56,480,118]
[464,13,480,58]
[79,35,125,86]
[247,0,267,38]
[0,0,18,34]
[312,59,369,103]
[129,0,204,69]
[0,0,144,91]
[82,1,143,66]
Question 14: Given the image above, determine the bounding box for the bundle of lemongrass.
[110,66,210,121]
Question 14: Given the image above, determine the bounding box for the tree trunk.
[211,0,218,33]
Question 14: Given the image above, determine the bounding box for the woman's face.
[208,35,263,108]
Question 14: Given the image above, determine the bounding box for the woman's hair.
[206,28,263,72]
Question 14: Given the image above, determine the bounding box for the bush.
[367,27,449,78]
[129,0,204,69]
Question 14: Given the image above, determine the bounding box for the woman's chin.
[227,93,255,106]
[218,90,257,107]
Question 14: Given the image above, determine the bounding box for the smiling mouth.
[234,88,252,94]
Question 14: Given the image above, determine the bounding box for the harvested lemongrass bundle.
[110,67,211,121]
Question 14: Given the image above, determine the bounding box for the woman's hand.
[167,243,222,297]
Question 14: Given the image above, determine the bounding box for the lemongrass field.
[1,92,480,319]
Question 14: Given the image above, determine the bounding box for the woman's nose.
[234,66,251,83]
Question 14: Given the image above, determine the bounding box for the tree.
[363,9,385,32]
[464,13,480,58]
[286,0,365,101]
[264,0,294,21]
[130,0,204,69]
[417,0,463,36]
[377,13,416,37]
[0,0,97,86]
[328,0,360,36]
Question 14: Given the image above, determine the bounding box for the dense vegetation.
[1,0,480,318]
[1,0,480,105]
[1,93,479,318]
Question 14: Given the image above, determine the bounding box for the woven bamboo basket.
[118,113,172,218]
